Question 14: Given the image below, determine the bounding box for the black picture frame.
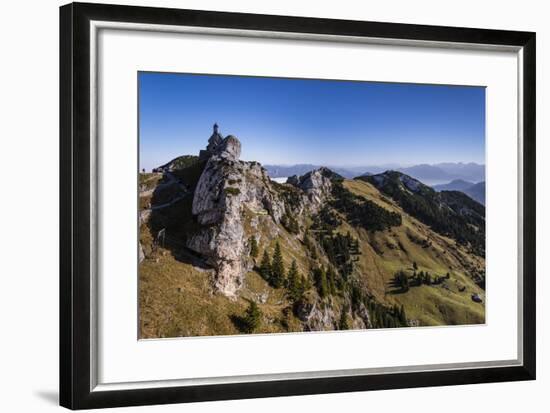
[60,2,536,410]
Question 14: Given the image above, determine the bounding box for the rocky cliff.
[187,135,283,296]
[186,134,334,297]
[287,167,335,213]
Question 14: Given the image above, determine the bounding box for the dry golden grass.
[139,221,305,338]
[342,179,485,325]
[138,177,485,338]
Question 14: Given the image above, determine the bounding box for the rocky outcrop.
[353,303,373,329]
[187,135,284,297]
[295,293,372,331]
[216,135,241,160]
[294,292,338,331]
[139,242,145,263]
[287,167,334,213]
[185,126,341,298]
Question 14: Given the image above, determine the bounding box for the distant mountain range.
[396,163,485,185]
[358,170,485,257]
[264,164,367,180]
[265,162,485,185]
[463,182,486,205]
[432,179,475,192]
[433,179,486,205]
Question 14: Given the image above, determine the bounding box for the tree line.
[391,262,451,293]
[330,181,402,232]
[255,240,311,303]
[246,235,413,332]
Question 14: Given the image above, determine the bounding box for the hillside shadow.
[229,314,249,333]
[144,169,213,271]
[387,278,408,295]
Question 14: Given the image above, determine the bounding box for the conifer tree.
[313,267,328,298]
[339,309,350,330]
[243,301,261,333]
[398,305,407,326]
[424,271,431,285]
[286,259,302,302]
[326,266,337,295]
[419,270,424,284]
[259,250,271,281]
[249,237,259,259]
[301,274,313,291]
[394,270,409,292]
[303,232,311,248]
[270,241,285,288]
[310,246,318,260]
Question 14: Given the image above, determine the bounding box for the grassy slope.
[139,176,485,338]
[139,227,305,338]
[342,179,485,326]
[139,200,306,338]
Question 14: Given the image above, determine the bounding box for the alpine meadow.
[138,73,486,338]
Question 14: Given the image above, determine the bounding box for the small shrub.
[224,187,241,196]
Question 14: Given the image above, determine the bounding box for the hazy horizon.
[139,72,485,172]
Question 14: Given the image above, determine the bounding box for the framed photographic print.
[60,2,536,410]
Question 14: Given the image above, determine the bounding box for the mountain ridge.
[357,171,485,258]
[433,179,486,205]
[139,128,485,338]
[265,162,485,183]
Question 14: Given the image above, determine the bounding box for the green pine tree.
[249,237,259,259]
[326,266,337,295]
[259,250,271,281]
[424,271,431,285]
[310,246,318,260]
[339,308,350,330]
[270,241,285,288]
[303,232,312,250]
[398,304,407,326]
[313,267,328,298]
[394,270,409,292]
[286,259,303,302]
[301,274,313,291]
[243,301,262,333]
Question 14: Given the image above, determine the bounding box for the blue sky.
[139,72,485,171]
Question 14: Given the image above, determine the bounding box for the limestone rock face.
[186,133,336,298]
[216,135,241,160]
[353,303,372,329]
[293,291,336,330]
[295,293,371,331]
[187,136,284,297]
[303,301,338,331]
[200,132,241,162]
[288,167,334,213]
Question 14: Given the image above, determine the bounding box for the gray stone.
[187,135,285,297]
[139,242,145,263]
[288,167,333,213]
